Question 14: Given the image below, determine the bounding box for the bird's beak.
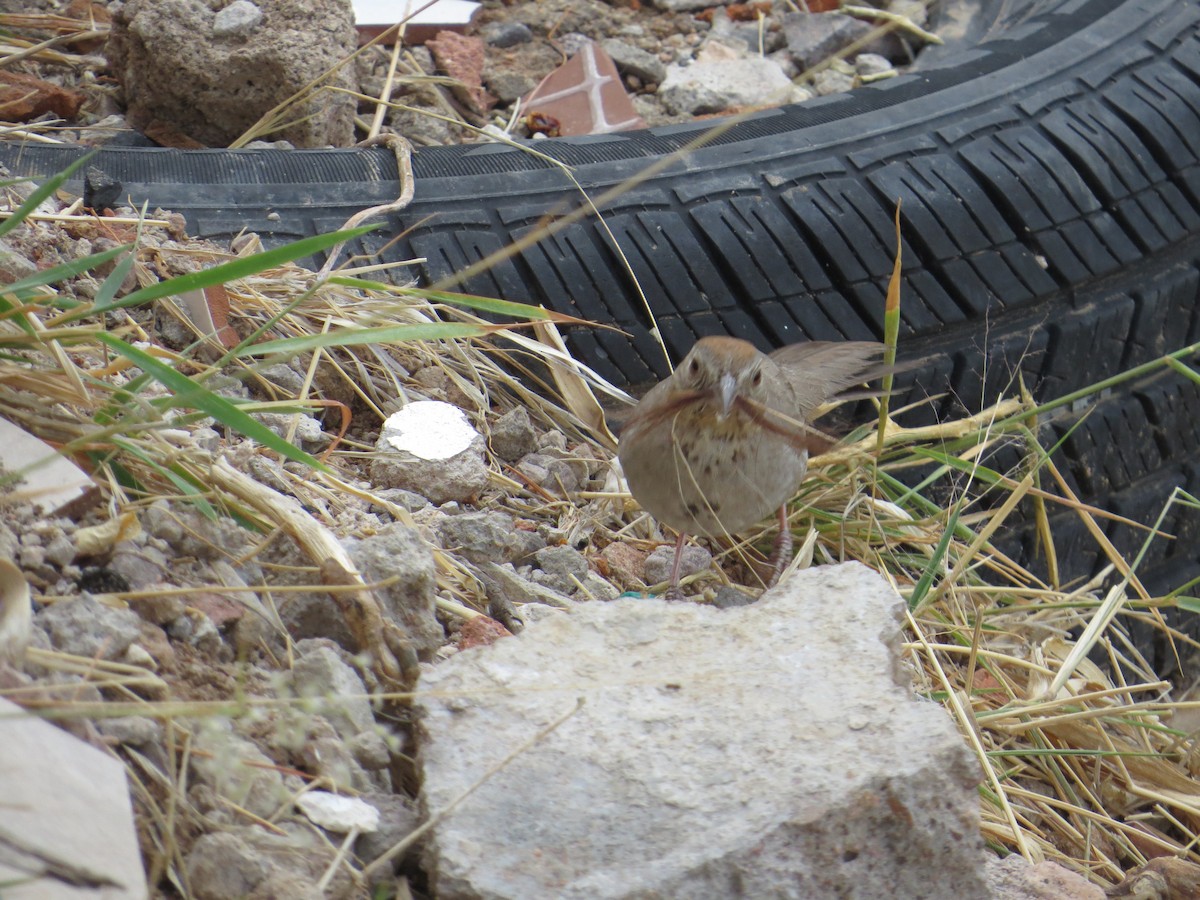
[718,372,737,418]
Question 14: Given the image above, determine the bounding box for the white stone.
[297,791,380,833]
[0,697,147,898]
[353,0,480,29]
[659,57,793,116]
[212,0,262,37]
[382,401,477,461]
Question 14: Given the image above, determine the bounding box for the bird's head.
[676,337,767,418]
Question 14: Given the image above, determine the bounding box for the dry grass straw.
[778,396,1200,881]
[4,1,1198,884]
[4,211,1199,886]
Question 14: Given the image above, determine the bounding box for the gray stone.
[186,823,356,900]
[186,831,271,899]
[516,451,586,494]
[649,0,718,12]
[782,11,873,73]
[275,590,357,652]
[573,571,620,602]
[250,870,327,900]
[350,523,442,657]
[855,52,895,76]
[291,640,375,740]
[348,729,392,771]
[711,584,755,608]
[768,48,799,79]
[37,594,142,660]
[141,504,183,547]
[489,407,537,463]
[110,539,168,588]
[96,714,163,747]
[984,854,1106,899]
[0,238,37,284]
[257,361,307,395]
[0,520,17,564]
[643,543,713,586]
[537,429,567,452]
[556,32,593,57]
[418,563,985,899]
[481,21,532,48]
[253,412,325,448]
[534,546,589,584]
[659,56,792,116]
[371,488,431,514]
[299,716,375,792]
[601,39,666,85]
[0,697,145,898]
[356,792,422,882]
[477,561,575,612]
[706,9,785,55]
[43,533,75,568]
[105,0,357,147]
[437,511,543,566]
[486,70,538,105]
[814,68,855,95]
[212,0,262,38]
[190,719,291,819]
[128,586,186,626]
[167,609,224,656]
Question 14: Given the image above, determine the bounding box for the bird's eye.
[688,358,701,376]
[750,369,763,386]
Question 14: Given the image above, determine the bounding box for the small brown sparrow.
[618,336,890,596]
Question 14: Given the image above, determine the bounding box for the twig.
[316,134,415,280]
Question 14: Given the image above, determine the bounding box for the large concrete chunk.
[106,0,357,148]
[0,697,146,898]
[418,562,985,899]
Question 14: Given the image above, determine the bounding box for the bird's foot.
[765,506,794,589]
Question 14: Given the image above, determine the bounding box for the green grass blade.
[0,152,95,239]
[1,243,132,304]
[93,334,326,470]
[59,225,381,322]
[909,501,963,610]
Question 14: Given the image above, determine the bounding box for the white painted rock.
[370,400,490,504]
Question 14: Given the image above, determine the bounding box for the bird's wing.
[768,341,890,414]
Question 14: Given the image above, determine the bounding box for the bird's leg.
[664,531,688,601]
[765,505,793,589]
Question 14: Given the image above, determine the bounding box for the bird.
[617,336,892,597]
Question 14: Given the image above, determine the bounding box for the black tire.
[3,0,1199,635]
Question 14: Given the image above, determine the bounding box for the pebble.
[481,21,532,48]
[644,544,713,586]
[212,0,262,38]
[556,32,594,57]
[856,52,895,77]
[601,38,667,86]
[490,407,538,462]
[814,69,856,95]
[37,595,142,661]
[438,510,545,565]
